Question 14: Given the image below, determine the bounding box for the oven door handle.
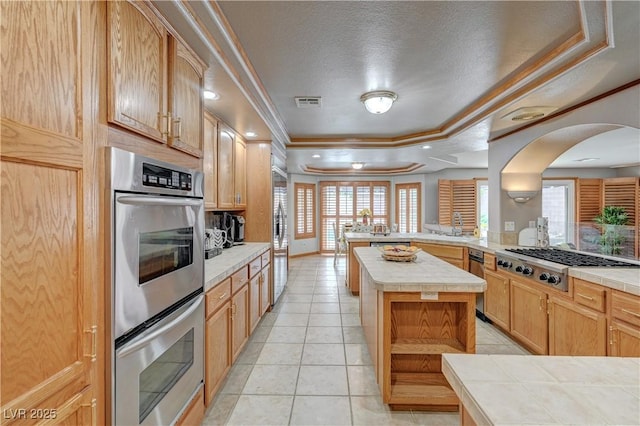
[117,195,202,207]
[116,295,203,358]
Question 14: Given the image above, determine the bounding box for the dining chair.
[332,222,346,265]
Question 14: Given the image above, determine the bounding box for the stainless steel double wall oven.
[107,147,204,425]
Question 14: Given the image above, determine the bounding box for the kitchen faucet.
[451,212,463,236]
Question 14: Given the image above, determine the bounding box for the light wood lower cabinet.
[205,299,231,406]
[510,278,548,355]
[261,263,271,316]
[361,267,476,411]
[609,319,640,357]
[175,386,204,426]
[346,241,369,295]
[249,273,261,334]
[548,295,607,356]
[231,284,249,362]
[609,290,640,357]
[413,243,468,271]
[484,269,510,331]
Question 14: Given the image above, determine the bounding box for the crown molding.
[302,163,424,175]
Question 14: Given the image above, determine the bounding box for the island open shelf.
[355,246,485,411]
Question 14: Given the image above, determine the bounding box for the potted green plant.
[593,206,629,255]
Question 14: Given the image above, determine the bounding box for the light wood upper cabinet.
[234,136,247,208]
[108,1,205,157]
[510,278,548,355]
[108,0,168,142]
[203,112,218,209]
[217,124,235,209]
[168,38,204,157]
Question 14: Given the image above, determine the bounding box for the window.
[320,181,390,252]
[396,183,421,233]
[294,183,315,239]
[438,179,477,232]
[542,179,575,245]
[476,180,488,238]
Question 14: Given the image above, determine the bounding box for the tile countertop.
[354,246,486,293]
[346,232,640,294]
[204,242,270,292]
[442,354,640,425]
[343,231,511,253]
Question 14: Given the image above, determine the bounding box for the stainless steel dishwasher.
[468,248,489,322]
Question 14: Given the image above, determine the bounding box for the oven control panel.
[143,163,192,191]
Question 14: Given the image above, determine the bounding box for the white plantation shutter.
[320,181,390,252]
[396,183,421,233]
[294,183,315,239]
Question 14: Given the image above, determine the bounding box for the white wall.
[488,85,640,241]
[616,165,640,177]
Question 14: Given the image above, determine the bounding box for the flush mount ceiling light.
[360,91,397,114]
[351,162,364,170]
[507,190,538,203]
[203,90,220,100]
[500,106,557,122]
[312,154,321,158]
[422,145,432,150]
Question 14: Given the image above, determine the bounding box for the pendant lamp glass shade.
[360,91,397,114]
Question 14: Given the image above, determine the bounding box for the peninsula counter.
[354,247,486,411]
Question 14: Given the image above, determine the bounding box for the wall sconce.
[507,191,538,203]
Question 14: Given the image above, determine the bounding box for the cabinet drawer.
[232,266,249,293]
[249,257,262,278]
[611,290,640,327]
[484,253,496,271]
[418,243,464,260]
[206,278,231,318]
[573,279,606,313]
[261,250,270,268]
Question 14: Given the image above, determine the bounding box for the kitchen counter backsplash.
[204,243,270,291]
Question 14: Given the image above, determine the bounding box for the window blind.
[319,181,390,252]
[294,183,316,239]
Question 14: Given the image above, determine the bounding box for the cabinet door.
[261,264,271,315]
[231,284,249,362]
[548,296,606,356]
[510,279,548,354]
[108,0,168,142]
[249,274,261,333]
[1,0,96,419]
[609,319,640,357]
[234,136,247,208]
[203,112,218,209]
[168,38,204,157]
[205,301,231,406]
[217,125,235,209]
[484,269,510,330]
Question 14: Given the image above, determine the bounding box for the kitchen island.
[354,246,486,411]
[442,354,640,425]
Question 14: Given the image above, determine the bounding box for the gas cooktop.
[495,248,639,292]
[504,248,640,268]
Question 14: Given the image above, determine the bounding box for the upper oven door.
[114,192,204,339]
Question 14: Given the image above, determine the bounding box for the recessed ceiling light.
[203,90,220,100]
[351,162,364,170]
[573,157,599,162]
[245,131,257,137]
[422,145,431,149]
[312,154,321,158]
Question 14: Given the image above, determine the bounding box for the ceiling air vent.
[295,96,322,108]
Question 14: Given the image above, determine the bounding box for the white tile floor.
[202,255,529,426]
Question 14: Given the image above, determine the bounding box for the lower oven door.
[115,294,204,426]
[114,192,204,339]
